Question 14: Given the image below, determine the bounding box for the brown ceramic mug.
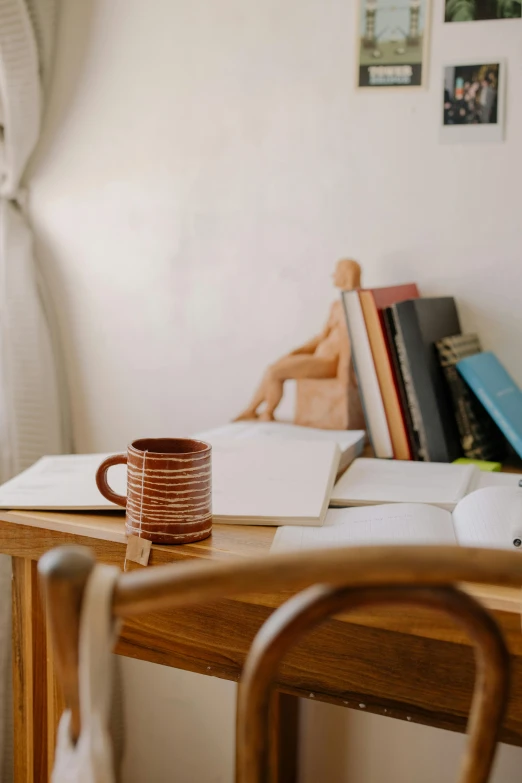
[96,438,212,544]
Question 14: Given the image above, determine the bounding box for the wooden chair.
[39,545,522,783]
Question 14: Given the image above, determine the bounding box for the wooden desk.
[3,507,522,783]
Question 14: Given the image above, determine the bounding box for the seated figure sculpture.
[235,259,364,429]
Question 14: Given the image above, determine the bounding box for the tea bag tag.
[125,535,152,567]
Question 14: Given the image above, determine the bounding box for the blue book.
[457,352,522,459]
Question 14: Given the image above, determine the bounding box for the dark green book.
[436,334,505,461]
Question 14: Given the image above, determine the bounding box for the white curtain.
[0,1,70,779]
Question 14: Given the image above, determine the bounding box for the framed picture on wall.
[357,0,431,88]
[445,0,520,22]
[441,61,506,143]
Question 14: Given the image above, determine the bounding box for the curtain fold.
[0,199,65,477]
[0,0,41,198]
[0,1,68,779]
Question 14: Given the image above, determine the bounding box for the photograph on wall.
[357,0,430,88]
[441,62,505,143]
[445,0,520,22]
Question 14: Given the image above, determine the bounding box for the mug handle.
[95,454,128,507]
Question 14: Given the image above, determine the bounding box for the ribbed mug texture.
[96,438,212,545]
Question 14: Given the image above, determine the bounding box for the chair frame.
[237,583,509,783]
[39,544,522,782]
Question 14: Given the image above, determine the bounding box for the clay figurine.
[235,259,365,430]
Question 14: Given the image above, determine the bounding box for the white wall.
[28,0,522,780]
[121,659,237,783]
[300,700,522,783]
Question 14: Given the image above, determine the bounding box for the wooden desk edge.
[463,583,522,616]
[0,511,521,618]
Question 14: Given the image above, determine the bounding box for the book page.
[471,471,522,491]
[0,442,339,524]
[271,503,457,553]
[0,441,339,524]
[453,486,522,550]
[194,422,365,453]
[331,458,475,510]
[0,454,126,510]
[211,439,340,524]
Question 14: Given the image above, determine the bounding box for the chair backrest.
[39,545,522,783]
[236,582,509,783]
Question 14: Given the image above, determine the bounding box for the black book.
[382,307,420,460]
[436,334,506,461]
[389,297,462,463]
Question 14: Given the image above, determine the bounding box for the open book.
[272,486,522,553]
[194,422,365,474]
[0,439,341,527]
[330,457,520,511]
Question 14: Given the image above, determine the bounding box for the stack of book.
[343,286,521,463]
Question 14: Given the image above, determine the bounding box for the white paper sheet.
[473,471,522,490]
[330,458,475,510]
[211,439,340,524]
[194,422,365,469]
[0,454,126,510]
[453,486,522,550]
[271,503,457,553]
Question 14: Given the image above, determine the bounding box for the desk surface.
[2,481,522,748]
[1,505,520,614]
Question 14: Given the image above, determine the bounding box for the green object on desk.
[452,458,502,472]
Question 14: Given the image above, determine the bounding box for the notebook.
[210,439,340,525]
[0,454,124,510]
[272,486,522,553]
[0,440,341,527]
[330,457,521,511]
[193,422,365,474]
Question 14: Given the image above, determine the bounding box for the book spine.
[472,385,522,459]
[392,312,429,461]
[360,292,411,460]
[342,292,393,458]
[383,308,418,460]
[393,299,462,463]
[342,293,377,456]
[441,365,476,456]
[440,365,500,460]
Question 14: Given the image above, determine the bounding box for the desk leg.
[237,690,299,783]
[12,557,51,782]
[46,619,65,779]
[272,693,299,783]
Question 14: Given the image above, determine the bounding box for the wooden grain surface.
[45,618,65,781]
[11,558,49,782]
[1,510,521,613]
[3,503,522,751]
[237,585,510,783]
[114,590,522,745]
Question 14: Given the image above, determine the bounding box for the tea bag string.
[124,449,148,572]
[138,450,148,538]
